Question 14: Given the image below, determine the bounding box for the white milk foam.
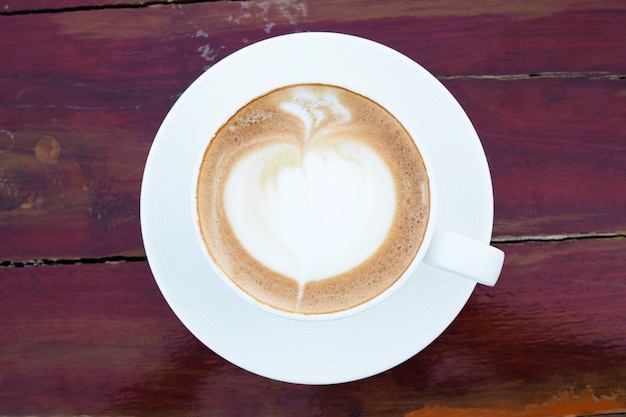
[223,95,396,286]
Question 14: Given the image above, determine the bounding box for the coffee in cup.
[197,84,429,315]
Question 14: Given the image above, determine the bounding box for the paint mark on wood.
[35,136,61,164]
[228,0,308,30]
[405,386,626,417]
[195,29,209,38]
[197,43,226,62]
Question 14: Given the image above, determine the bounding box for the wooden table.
[1,1,625,416]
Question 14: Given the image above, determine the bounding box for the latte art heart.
[224,140,396,286]
[197,84,429,314]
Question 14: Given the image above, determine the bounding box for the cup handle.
[423,229,504,286]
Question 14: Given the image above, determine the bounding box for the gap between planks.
[492,232,626,244]
[437,71,626,80]
[0,233,623,268]
[0,255,147,268]
[0,0,226,16]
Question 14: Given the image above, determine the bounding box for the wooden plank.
[1,237,625,415]
[417,236,626,416]
[1,0,625,261]
[1,77,623,259]
[442,76,626,239]
[2,1,625,74]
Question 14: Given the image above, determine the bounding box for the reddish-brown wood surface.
[1,1,625,416]
[1,1,625,260]
[2,239,625,415]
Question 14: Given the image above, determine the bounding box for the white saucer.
[140,33,495,384]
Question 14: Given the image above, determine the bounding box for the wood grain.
[1,1,625,415]
[443,76,626,238]
[1,237,625,416]
[1,1,624,260]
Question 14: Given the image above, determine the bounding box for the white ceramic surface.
[140,32,497,384]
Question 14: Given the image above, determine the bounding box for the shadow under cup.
[194,83,440,321]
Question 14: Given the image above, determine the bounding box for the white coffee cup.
[142,32,504,383]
